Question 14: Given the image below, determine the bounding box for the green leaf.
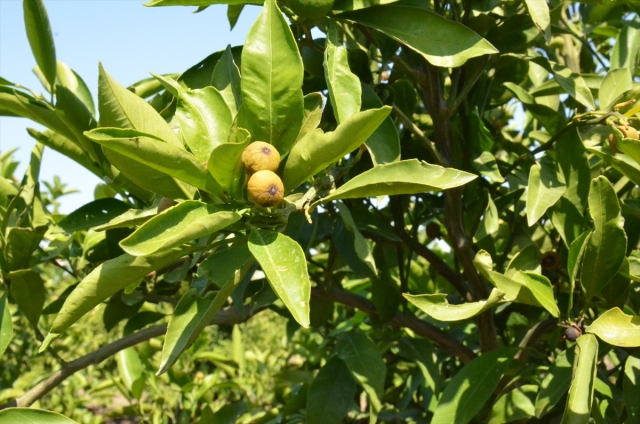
[0,293,13,357]
[145,0,261,5]
[611,21,640,70]
[503,82,566,133]
[535,347,576,418]
[54,84,100,162]
[551,197,584,247]
[23,0,56,89]
[617,132,640,168]
[397,338,443,395]
[526,160,566,226]
[325,22,361,124]
[248,230,311,328]
[212,45,242,112]
[321,159,476,202]
[94,207,158,231]
[404,288,504,322]
[529,57,595,110]
[335,201,376,275]
[34,61,95,115]
[505,245,541,277]
[98,64,180,146]
[556,128,590,214]
[432,348,518,424]
[296,93,324,142]
[337,5,498,68]
[599,68,632,111]
[26,129,102,178]
[524,0,550,42]
[0,89,77,146]
[227,5,244,30]
[197,237,253,288]
[153,73,232,163]
[97,64,193,199]
[361,83,400,165]
[8,270,45,328]
[473,151,504,184]
[589,146,640,187]
[561,334,598,424]
[240,0,304,155]
[158,260,252,374]
[58,198,130,233]
[306,356,357,424]
[586,307,640,347]
[4,226,47,271]
[0,408,78,423]
[475,253,559,317]
[488,384,538,424]
[580,176,627,300]
[40,247,192,351]
[336,331,386,414]
[624,354,640,424]
[474,194,499,241]
[207,127,251,201]
[116,347,145,400]
[120,201,241,257]
[85,128,221,196]
[283,107,391,190]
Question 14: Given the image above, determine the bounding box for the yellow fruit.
[286,0,334,20]
[247,170,284,207]
[241,141,281,175]
[608,124,639,154]
[157,198,178,213]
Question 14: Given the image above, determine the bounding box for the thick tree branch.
[312,286,477,364]
[0,305,265,410]
[418,58,499,352]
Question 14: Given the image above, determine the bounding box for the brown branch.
[0,305,265,410]
[418,58,499,352]
[389,197,472,302]
[312,286,476,364]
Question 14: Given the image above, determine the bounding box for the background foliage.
[1,0,640,423]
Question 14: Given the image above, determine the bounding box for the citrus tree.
[1,0,640,422]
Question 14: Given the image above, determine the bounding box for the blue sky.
[0,0,261,213]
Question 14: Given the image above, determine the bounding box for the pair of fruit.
[242,141,284,207]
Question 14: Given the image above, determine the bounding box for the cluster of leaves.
[2,0,640,423]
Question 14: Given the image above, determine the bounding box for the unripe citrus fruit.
[241,141,280,175]
[608,124,639,153]
[286,0,334,20]
[247,170,284,207]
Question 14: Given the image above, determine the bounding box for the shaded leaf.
[306,356,357,424]
[0,408,78,423]
[361,83,400,165]
[58,198,130,232]
[524,0,550,42]
[337,5,498,67]
[116,347,145,399]
[248,230,310,328]
[624,354,640,424]
[599,68,632,111]
[432,348,517,424]
[9,270,45,328]
[0,293,13,357]
[535,347,576,418]
[40,247,192,351]
[336,331,386,414]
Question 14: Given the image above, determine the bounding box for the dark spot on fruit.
[268,185,278,196]
[541,251,561,271]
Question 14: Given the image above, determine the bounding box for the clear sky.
[0,0,261,213]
